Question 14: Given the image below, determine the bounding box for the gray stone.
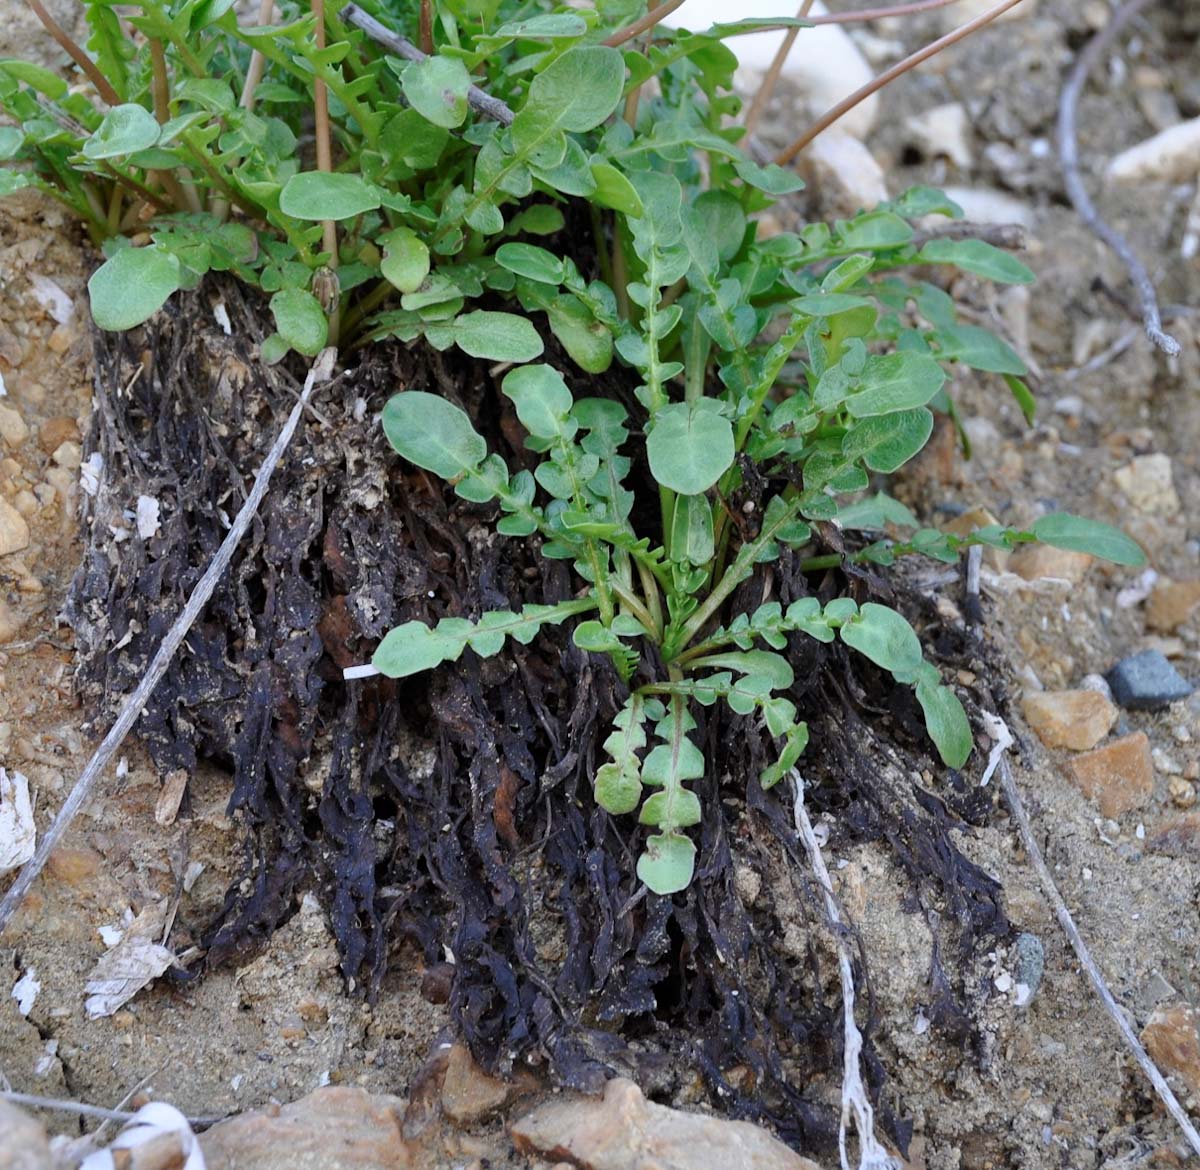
[1106,650,1193,711]
[1014,933,1044,1003]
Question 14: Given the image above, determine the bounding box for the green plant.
[1,0,1144,895]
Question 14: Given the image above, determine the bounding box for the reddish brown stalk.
[761,0,965,28]
[603,0,687,48]
[419,0,434,55]
[775,0,1025,164]
[26,0,120,105]
[742,0,815,137]
[312,0,338,261]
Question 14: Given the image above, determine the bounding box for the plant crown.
[0,0,1145,893]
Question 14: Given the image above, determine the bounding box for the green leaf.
[0,126,24,159]
[495,242,565,284]
[0,172,33,197]
[689,650,794,690]
[83,104,160,159]
[0,58,67,98]
[452,310,544,362]
[1003,373,1037,425]
[88,246,181,330]
[835,492,919,531]
[670,493,715,566]
[932,323,1026,375]
[1030,513,1145,567]
[842,408,934,473]
[269,289,327,356]
[546,296,613,374]
[647,401,735,495]
[401,55,472,129]
[734,156,804,194]
[279,172,381,220]
[382,391,487,479]
[372,599,593,678]
[379,228,430,293]
[839,602,923,682]
[515,45,625,139]
[847,352,946,418]
[637,832,695,895]
[502,364,574,442]
[590,162,644,216]
[916,677,973,769]
[917,238,1034,285]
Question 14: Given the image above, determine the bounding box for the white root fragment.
[791,773,899,1170]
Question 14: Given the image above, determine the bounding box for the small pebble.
[1106,650,1193,711]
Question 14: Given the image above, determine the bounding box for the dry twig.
[742,0,816,137]
[0,350,337,936]
[1056,0,1180,356]
[775,0,1027,165]
[986,716,1200,1158]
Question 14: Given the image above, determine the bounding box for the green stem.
[670,496,804,656]
[610,578,656,635]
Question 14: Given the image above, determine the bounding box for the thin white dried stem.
[791,773,899,1170]
[1056,0,1180,356]
[987,715,1200,1158]
[0,349,337,936]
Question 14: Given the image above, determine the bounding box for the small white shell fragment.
[80,1103,206,1170]
[12,967,40,1015]
[0,768,35,872]
[29,274,74,324]
[136,495,161,540]
[213,300,232,335]
[80,451,104,496]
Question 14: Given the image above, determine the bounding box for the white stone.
[905,102,972,169]
[941,186,1035,229]
[802,129,888,217]
[1106,117,1200,184]
[664,0,878,140]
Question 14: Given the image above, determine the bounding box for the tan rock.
[1141,1004,1200,1098]
[1114,453,1181,516]
[1147,579,1200,633]
[46,845,103,885]
[0,498,29,556]
[1009,544,1092,584]
[441,1043,512,1124]
[50,440,81,470]
[38,415,80,453]
[0,1099,50,1170]
[1067,732,1154,818]
[511,1077,823,1170]
[1022,690,1117,751]
[200,1087,411,1170]
[0,403,28,447]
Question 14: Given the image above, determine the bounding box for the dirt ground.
[1,2,1199,1168]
